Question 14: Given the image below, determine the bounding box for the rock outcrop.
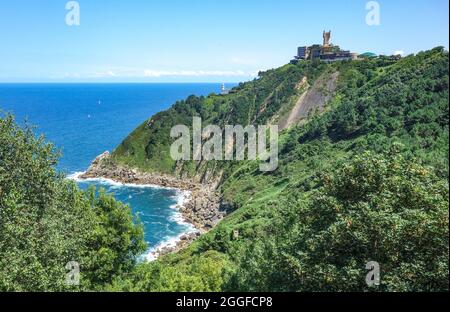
[80,152,228,233]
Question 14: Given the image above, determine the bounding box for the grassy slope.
[111,62,330,176]
[109,48,449,291]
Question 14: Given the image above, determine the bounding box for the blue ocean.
[0,83,225,259]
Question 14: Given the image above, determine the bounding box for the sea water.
[0,83,227,260]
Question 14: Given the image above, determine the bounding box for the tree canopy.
[0,114,146,291]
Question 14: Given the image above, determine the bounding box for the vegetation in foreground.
[0,115,146,291]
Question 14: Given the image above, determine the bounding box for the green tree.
[0,114,145,291]
[231,147,449,291]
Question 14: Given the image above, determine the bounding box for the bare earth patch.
[279,71,339,130]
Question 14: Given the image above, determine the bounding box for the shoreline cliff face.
[80,151,229,232]
[79,49,448,290]
[79,151,230,257]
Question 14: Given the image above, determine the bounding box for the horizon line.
[0,81,244,84]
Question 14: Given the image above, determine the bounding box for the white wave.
[67,171,199,262]
[144,229,197,262]
[169,191,195,227]
[66,172,177,191]
[143,190,198,262]
[144,233,184,262]
[66,171,86,181]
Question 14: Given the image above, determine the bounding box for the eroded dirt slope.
[279,71,339,130]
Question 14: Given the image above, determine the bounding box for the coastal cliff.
[86,48,449,291]
[81,151,229,233]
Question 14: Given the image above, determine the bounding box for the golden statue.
[323,30,331,47]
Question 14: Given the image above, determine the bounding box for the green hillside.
[1,47,448,292]
[109,47,449,291]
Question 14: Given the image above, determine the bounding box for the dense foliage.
[112,48,448,292]
[112,61,328,174]
[228,148,448,291]
[1,47,448,291]
[0,115,146,291]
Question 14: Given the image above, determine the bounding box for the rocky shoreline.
[79,151,227,259]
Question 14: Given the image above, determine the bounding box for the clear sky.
[0,0,448,82]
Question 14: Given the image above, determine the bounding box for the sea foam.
[67,171,176,190]
[67,172,198,262]
[144,190,198,262]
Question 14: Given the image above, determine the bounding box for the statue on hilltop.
[323,30,331,47]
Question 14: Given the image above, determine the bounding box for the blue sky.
[0,0,448,82]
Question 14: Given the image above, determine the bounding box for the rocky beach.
[78,151,228,259]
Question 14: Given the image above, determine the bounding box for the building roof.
[360,52,377,58]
